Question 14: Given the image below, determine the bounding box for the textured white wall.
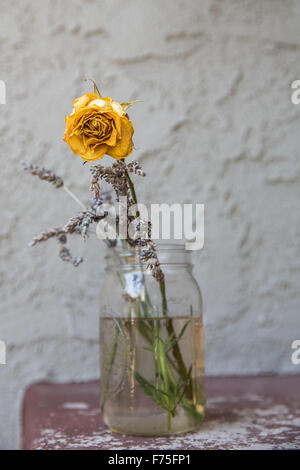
[0,0,300,449]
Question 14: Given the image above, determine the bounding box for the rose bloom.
[63,93,134,161]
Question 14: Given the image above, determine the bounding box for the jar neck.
[105,243,192,272]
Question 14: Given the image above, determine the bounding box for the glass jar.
[100,243,205,436]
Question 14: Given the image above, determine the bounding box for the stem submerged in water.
[160,279,192,401]
[101,326,119,412]
[102,167,198,430]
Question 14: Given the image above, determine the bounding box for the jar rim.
[156,242,186,252]
[105,242,187,257]
[105,242,192,269]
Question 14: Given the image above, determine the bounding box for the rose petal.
[88,99,106,108]
[73,93,98,111]
[106,117,134,159]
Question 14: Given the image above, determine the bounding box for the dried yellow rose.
[63,92,135,162]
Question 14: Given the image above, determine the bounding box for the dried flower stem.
[121,171,189,397]
[22,161,87,210]
[59,246,83,267]
[28,228,65,247]
[63,185,86,210]
[22,161,64,188]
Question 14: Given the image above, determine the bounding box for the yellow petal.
[88,98,106,108]
[66,134,87,155]
[103,123,118,146]
[91,144,108,161]
[106,118,134,159]
[83,144,108,161]
[111,100,125,116]
[67,134,107,161]
[73,93,98,111]
[64,114,75,139]
[110,112,122,136]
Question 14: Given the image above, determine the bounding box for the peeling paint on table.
[22,376,300,450]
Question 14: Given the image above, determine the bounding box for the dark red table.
[22,376,300,450]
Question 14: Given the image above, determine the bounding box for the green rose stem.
[100,326,119,412]
[160,281,192,399]
[124,169,139,215]
[125,170,193,418]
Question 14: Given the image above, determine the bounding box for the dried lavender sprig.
[90,160,164,281]
[29,225,83,267]
[63,213,86,235]
[140,243,164,283]
[59,246,83,267]
[22,161,64,188]
[29,212,85,248]
[28,196,107,270]
[127,161,146,177]
[90,174,101,200]
[90,162,129,200]
[28,228,65,247]
[22,161,86,210]
[123,168,165,282]
[24,162,114,267]
[90,160,145,202]
[62,208,102,241]
[57,232,83,267]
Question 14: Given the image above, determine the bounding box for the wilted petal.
[73,93,97,111]
[88,98,106,108]
[106,117,134,159]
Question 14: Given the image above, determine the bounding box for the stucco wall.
[0,0,299,449]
